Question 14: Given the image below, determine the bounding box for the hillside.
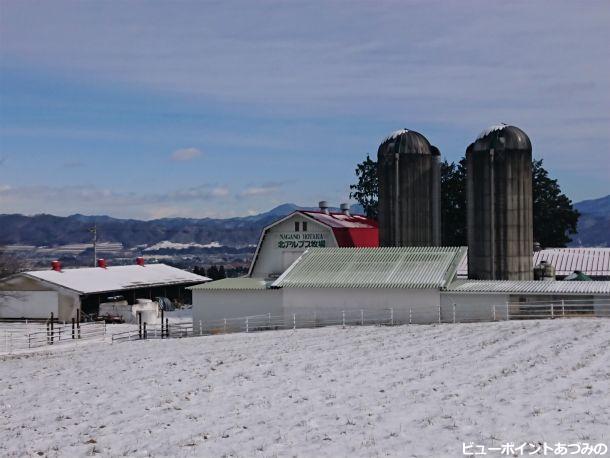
[0,196,607,249]
[0,204,363,249]
[571,194,610,247]
[1,319,608,456]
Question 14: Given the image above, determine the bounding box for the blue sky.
[1,0,609,219]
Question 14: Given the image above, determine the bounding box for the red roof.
[299,210,379,248]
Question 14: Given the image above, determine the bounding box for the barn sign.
[277,233,327,249]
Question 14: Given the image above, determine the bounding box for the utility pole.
[90,225,97,267]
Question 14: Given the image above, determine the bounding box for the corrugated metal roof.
[532,248,610,276]
[456,248,610,278]
[24,264,210,295]
[189,277,271,291]
[272,247,466,289]
[299,211,378,229]
[445,279,610,295]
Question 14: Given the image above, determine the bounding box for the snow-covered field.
[1,319,609,457]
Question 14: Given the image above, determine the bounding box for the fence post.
[143,322,147,339]
[166,318,169,338]
[72,318,75,339]
[562,299,565,318]
[160,309,165,339]
[551,303,554,319]
[50,312,54,345]
[452,303,456,324]
[293,313,296,330]
[342,310,345,328]
[506,302,510,321]
[438,305,441,324]
[223,318,227,333]
[199,320,203,335]
[313,311,317,327]
[493,305,496,321]
[268,313,271,329]
[409,308,412,325]
[138,312,142,339]
[77,309,81,339]
[361,309,364,326]
[246,317,249,333]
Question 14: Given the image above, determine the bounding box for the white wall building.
[0,262,209,321]
[249,203,378,280]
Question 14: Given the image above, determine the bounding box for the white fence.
[109,299,610,343]
[0,321,106,355]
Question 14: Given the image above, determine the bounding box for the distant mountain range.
[0,197,607,249]
[0,204,363,249]
[571,194,610,247]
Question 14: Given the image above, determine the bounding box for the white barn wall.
[0,275,80,321]
[192,289,283,330]
[0,291,59,319]
[440,293,510,321]
[250,215,337,279]
[282,288,440,324]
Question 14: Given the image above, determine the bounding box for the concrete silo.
[466,124,533,280]
[377,129,441,247]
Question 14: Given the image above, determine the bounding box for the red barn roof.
[298,210,379,247]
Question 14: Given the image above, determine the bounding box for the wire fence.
[2,300,607,352]
[0,320,106,355]
[108,299,610,343]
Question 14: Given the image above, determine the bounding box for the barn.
[0,259,209,321]
[249,202,378,279]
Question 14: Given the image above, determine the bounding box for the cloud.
[170,147,202,162]
[238,182,283,197]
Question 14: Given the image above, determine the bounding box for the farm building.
[192,246,610,327]
[248,202,378,279]
[0,260,209,321]
[456,247,610,280]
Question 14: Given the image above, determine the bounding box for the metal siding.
[273,247,466,289]
[190,278,270,291]
[446,279,610,295]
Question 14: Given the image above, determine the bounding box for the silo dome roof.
[473,123,531,151]
[378,128,440,156]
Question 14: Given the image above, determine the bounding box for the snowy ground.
[1,319,609,457]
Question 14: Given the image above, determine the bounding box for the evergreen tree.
[349,154,378,218]
[440,159,467,246]
[532,159,579,247]
[218,265,227,279]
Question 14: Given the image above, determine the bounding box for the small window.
[303,221,308,232]
[294,221,300,232]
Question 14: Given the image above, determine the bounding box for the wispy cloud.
[0,182,285,219]
[238,182,283,197]
[170,147,202,162]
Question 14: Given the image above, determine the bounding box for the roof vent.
[51,260,62,272]
[340,203,350,216]
[97,259,107,269]
[318,201,330,215]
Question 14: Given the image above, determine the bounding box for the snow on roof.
[456,248,610,278]
[24,264,210,295]
[445,279,610,295]
[381,128,409,144]
[477,123,507,140]
[299,210,377,229]
[273,247,466,289]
